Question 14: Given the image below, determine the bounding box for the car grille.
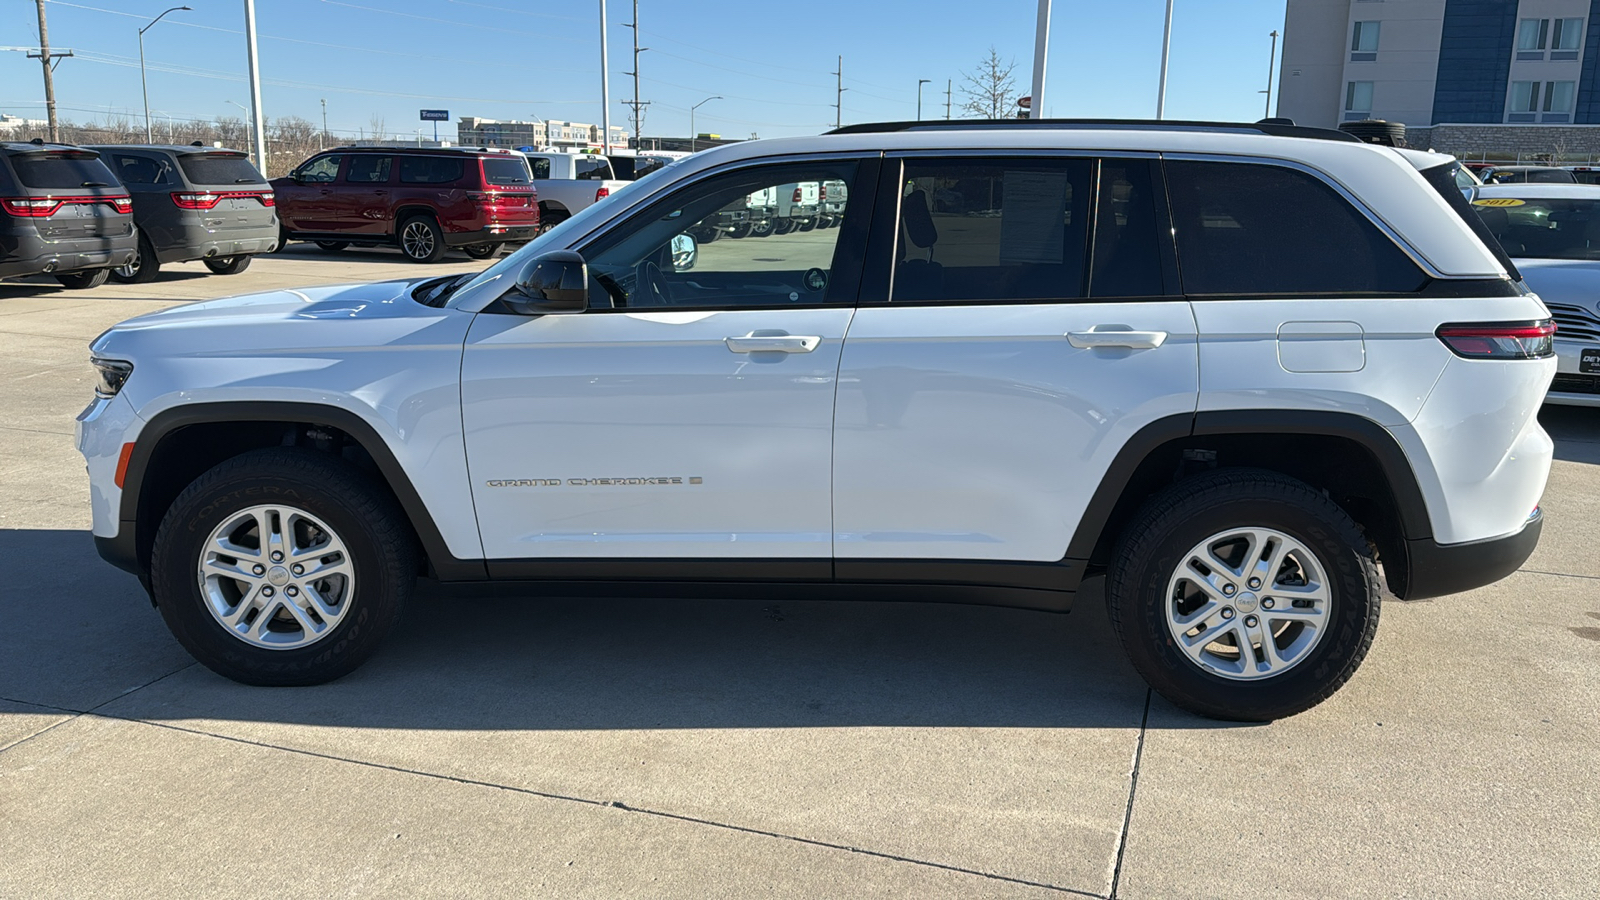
[1545,301,1600,342]
[1551,374,1600,394]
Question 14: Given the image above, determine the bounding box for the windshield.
[447,161,683,307]
[1474,197,1600,260]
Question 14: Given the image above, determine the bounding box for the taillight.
[595,186,609,201]
[172,192,222,210]
[259,191,275,207]
[1,197,63,217]
[820,184,828,201]
[792,187,802,202]
[1436,320,1555,359]
[109,196,133,214]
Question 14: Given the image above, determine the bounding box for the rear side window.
[481,157,530,185]
[575,157,614,180]
[345,156,391,184]
[0,160,15,193]
[179,154,264,185]
[1091,159,1166,297]
[398,156,465,184]
[527,157,551,179]
[11,153,119,189]
[1165,160,1426,294]
[892,157,1092,303]
[112,154,173,185]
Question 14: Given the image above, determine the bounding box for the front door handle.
[1066,327,1168,349]
[724,333,821,354]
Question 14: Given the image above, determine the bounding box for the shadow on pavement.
[0,528,1225,732]
[1540,405,1600,463]
[275,244,506,264]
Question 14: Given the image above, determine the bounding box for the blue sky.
[3,0,1290,141]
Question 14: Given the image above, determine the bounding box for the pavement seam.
[1106,689,1152,900]
[0,661,196,757]
[106,715,1104,898]
[1518,568,1600,581]
[0,423,75,438]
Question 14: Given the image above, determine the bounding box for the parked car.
[1471,183,1600,406]
[272,147,539,262]
[1562,165,1600,185]
[82,119,1552,721]
[518,151,628,230]
[88,144,276,283]
[0,141,135,289]
[1479,165,1576,184]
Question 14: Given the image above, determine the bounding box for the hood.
[1513,258,1600,312]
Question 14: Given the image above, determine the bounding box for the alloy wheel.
[197,504,355,650]
[402,221,435,260]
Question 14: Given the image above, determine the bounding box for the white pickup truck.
[518,152,628,229]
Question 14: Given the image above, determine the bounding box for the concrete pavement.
[2,247,1597,897]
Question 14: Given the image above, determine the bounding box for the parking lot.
[1,247,1598,898]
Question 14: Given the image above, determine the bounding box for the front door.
[330,154,393,235]
[832,155,1200,576]
[277,152,344,232]
[460,157,876,566]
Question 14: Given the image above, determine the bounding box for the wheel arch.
[1067,410,1433,599]
[110,401,483,583]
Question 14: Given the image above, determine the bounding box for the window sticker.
[999,170,1070,264]
[1472,197,1527,207]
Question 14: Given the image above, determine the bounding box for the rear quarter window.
[481,157,530,186]
[178,154,265,185]
[398,156,465,184]
[527,157,551,179]
[11,153,120,190]
[1165,160,1427,295]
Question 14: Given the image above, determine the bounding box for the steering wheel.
[638,260,672,307]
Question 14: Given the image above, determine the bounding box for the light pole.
[690,96,719,152]
[1029,0,1050,119]
[139,6,190,143]
[320,98,327,150]
[529,111,548,149]
[917,79,931,120]
[1261,30,1280,118]
[226,99,253,162]
[598,0,612,153]
[1156,0,1174,119]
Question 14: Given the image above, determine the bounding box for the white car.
[79,120,1553,721]
[1471,183,1600,407]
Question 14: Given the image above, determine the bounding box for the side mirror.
[504,250,588,315]
[670,233,697,272]
[290,170,305,184]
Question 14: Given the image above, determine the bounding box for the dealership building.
[1279,0,1600,154]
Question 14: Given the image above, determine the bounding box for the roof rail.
[825,118,1361,143]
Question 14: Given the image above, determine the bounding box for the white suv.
[79,120,1554,721]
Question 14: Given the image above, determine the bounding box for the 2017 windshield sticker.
[1471,197,1526,207]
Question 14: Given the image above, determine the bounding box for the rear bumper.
[154,221,280,264]
[444,224,540,247]
[0,230,137,278]
[1400,509,1542,600]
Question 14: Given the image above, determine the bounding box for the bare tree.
[960,47,1019,119]
[368,114,387,142]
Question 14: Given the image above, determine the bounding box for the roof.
[83,144,247,155]
[0,141,97,156]
[327,145,519,156]
[1480,165,1567,172]
[1474,183,1600,200]
[827,118,1361,143]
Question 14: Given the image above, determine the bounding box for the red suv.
[271,147,539,262]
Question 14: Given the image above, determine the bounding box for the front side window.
[1475,198,1600,259]
[582,161,859,310]
[344,156,391,184]
[1345,81,1374,112]
[1546,81,1576,112]
[297,154,342,183]
[1511,81,1542,113]
[1518,17,1550,50]
[1554,17,1584,50]
[892,157,1092,303]
[1165,160,1425,295]
[1352,21,1380,52]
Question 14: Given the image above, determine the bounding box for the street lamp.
[690,96,720,152]
[139,6,190,142]
[917,79,932,120]
[226,99,253,164]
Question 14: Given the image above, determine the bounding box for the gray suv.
[89,145,278,283]
[0,141,136,289]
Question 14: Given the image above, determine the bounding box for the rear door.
[831,154,1199,579]
[332,154,393,235]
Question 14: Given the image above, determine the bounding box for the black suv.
[0,141,135,289]
[89,144,278,283]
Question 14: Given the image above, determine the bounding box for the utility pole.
[320,98,327,150]
[917,78,931,120]
[1029,0,1051,120]
[599,0,612,153]
[832,55,846,129]
[1262,29,1280,118]
[1156,0,1174,119]
[31,0,62,142]
[243,0,267,172]
[945,78,952,119]
[622,0,650,146]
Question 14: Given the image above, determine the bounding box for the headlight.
[91,357,134,398]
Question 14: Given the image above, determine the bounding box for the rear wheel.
[203,255,251,275]
[727,223,753,239]
[314,240,349,252]
[797,218,816,232]
[398,215,446,263]
[1106,469,1381,722]
[54,268,110,290]
[773,218,795,235]
[463,242,504,260]
[150,448,417,686]
[110,232,161,284]
[749,218,774,237]
[272,225,290,252]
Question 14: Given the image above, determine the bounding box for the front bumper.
[1399,508,1543,600]
[444,224,540,247]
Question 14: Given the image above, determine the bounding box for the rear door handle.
[724,333,821,354]
[1066,327,1168,349]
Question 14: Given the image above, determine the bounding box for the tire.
[797,218,816,232]
[397,215,447,263]
[693,226,721,244]
[272,225,290,253]
[750,219,774,238]
[53,268,110,290]
[727,223,753,239]
[314,240,349,252]
[463,242,504,260]
[1105,468,1381,722]
[203,255,251,275]
[150,447,418,686]
[772,218,795,235]
[110,232,161,284]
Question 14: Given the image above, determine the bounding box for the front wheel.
[463,242,504,260]
[54,268,110,290]
[203,255,251,275]
[398,215,446,263]
[150,448,418,686]
[314,240,349,252]
[1106,469,1381,722]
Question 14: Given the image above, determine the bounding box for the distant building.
[458,117,628,151]
[1280,0,1600,154]
[0,113,47,134]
